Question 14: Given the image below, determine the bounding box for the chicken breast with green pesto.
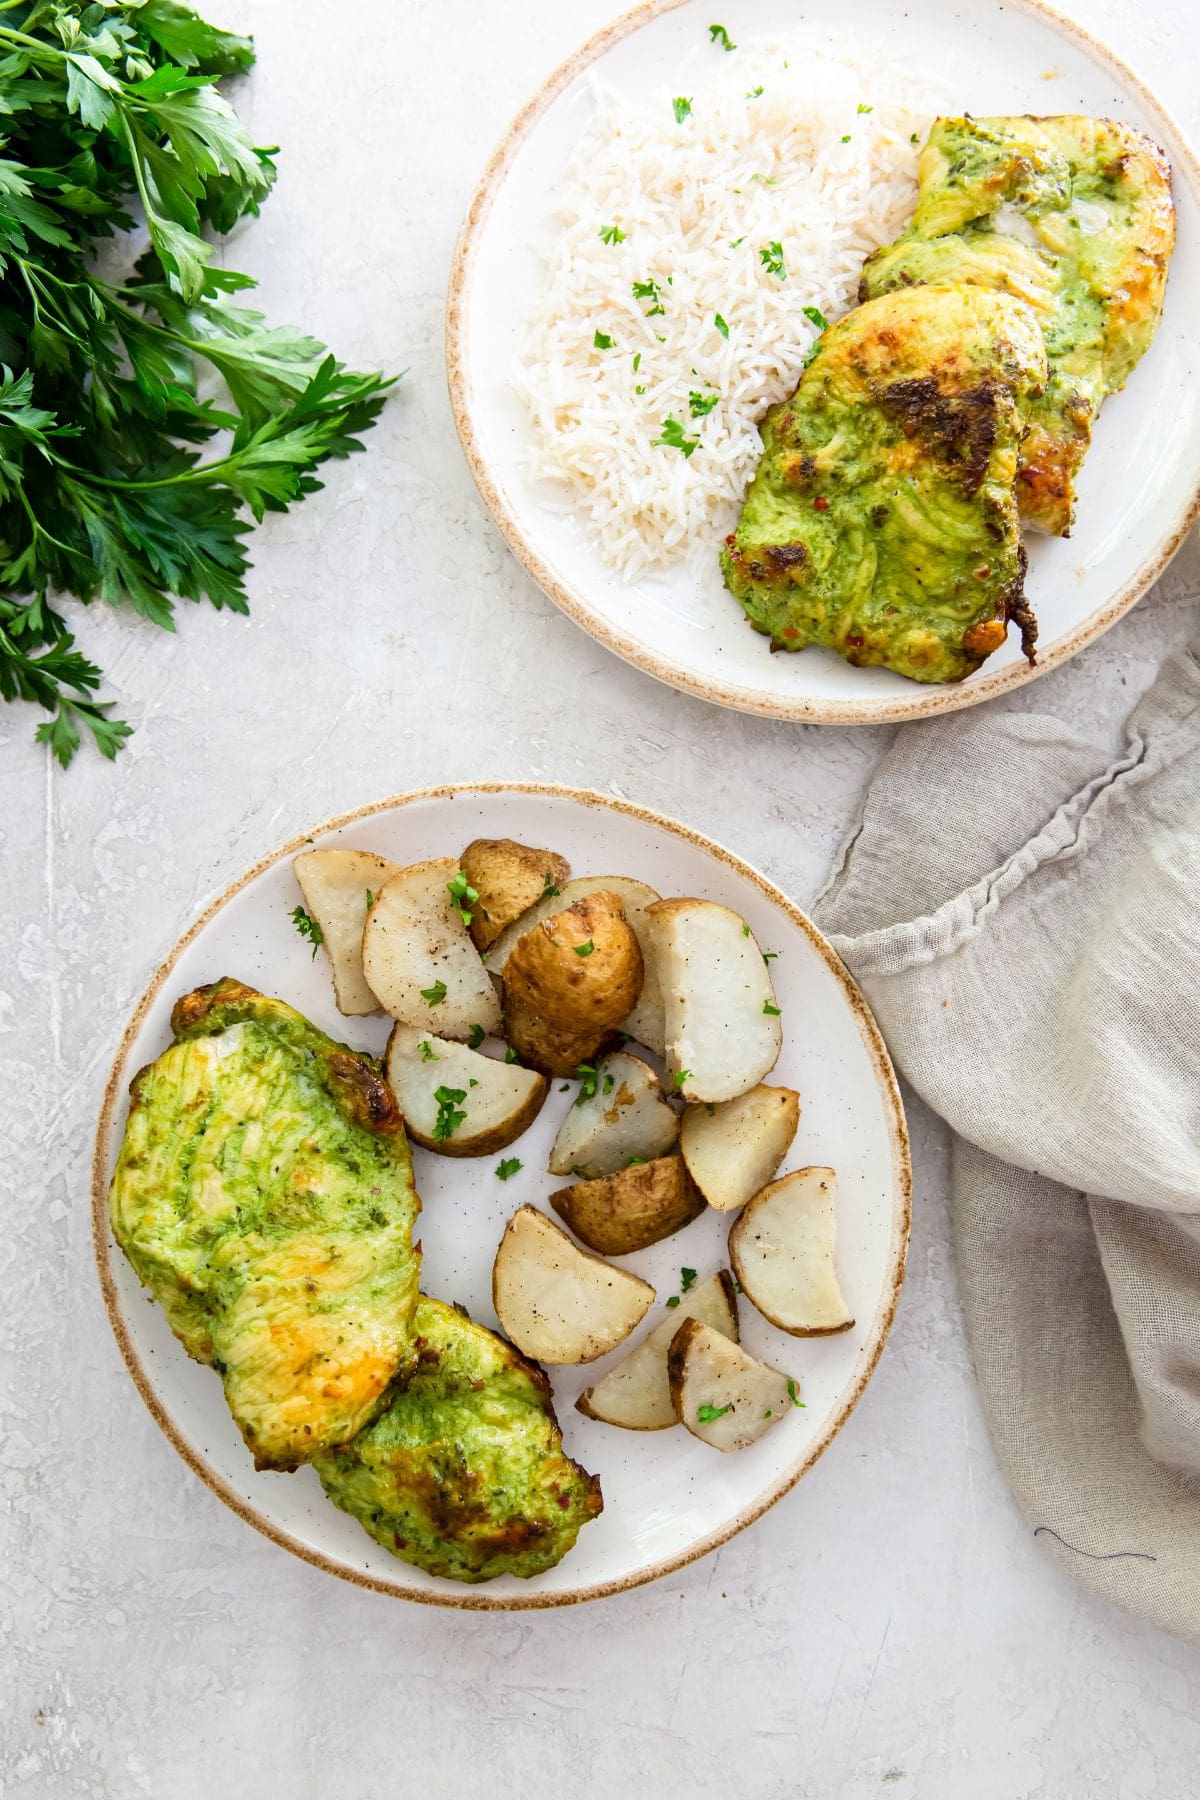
[721,283,1048,683]
[109,979,421,1471]
[315,1296,603,1582]
[861,114,1175,535]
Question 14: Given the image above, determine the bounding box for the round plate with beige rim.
[93,784,909,1609]
[447,0,1200,725]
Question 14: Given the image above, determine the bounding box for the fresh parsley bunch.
[0,0,394,764]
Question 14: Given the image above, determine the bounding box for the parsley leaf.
[421,980,448,1005]
[496,1157,522,1180]
[666,1295,681,1308]
[689,390,720,417]
[599,224,626,244]
[432,1086,467,1142]
[673,96,693,123]
[708,23,737,50]
[714,313,730,339]
[653,416,700,459]
[763,1000,781,1016]
[574,939,595,957]
[447,870,479,926]
[674,1069,692,1090]
[504,1046,520,1064]
[760,241,787,280]
[802,305,828,331]
[575,1062,600,1104]
[593,330,614,350]
[467,1023,486,1049]
[365,890,375,911]
[857,102,874,114]
[418,1040,439,1062]
[787,1377,806,1410]
[746,85,764,98]
[633,278,665,317]
[290,905,324,957]
[680,1267,697,1293]
[698,1402,732,1424]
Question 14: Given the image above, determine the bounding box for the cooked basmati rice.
[518,34,952,578]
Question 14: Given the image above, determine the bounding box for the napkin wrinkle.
[812,639,1200,1642]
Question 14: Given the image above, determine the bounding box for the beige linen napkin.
[811,643,1200,1641]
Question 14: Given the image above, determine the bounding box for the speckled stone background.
[3,3,1199,1795]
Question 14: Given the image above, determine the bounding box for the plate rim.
[91,781,912,1610]
[445,0,1200,726]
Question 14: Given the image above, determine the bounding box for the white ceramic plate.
[447,0,1200,725]
[93,785,909,1609]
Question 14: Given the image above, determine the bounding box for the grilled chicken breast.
[862,115,1175,535]
[722,283,1048,683]
[316,1296,603,1582]
[109,979,421,1471]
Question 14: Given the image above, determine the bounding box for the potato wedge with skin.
[647,899,783,1103]
[361,858,502,1040]
[667,1319,793,1451]
[492,1205,655,1364]
[729,1167,854,1336]
[384,1025,547,1156]
[502,892,643,1075]
[680,1085,800,1213]
[549,1052,679,1179]
[502,995,611,1080]
[577,1271,738,1430]
[293,849,399,1015]
[460,838,570,954]
[550,1154,704,1257]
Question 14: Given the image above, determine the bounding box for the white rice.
[517,32,952,578]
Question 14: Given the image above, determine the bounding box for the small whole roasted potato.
[459,837,570,954]
[549,1154,705,1257]
[502,891,643,1075]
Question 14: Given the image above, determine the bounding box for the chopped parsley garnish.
[787,1377,806,1410]
[593,330,614,350]
[698,1402,732,1424]
[542,873,561,897]
[666,1295,681,1308]
[742,922,751,937]
[759,241,787,280]
[290,906,324,958]
[633,278,665,317]
[680,1267,697,1293]
[575,1062,600,1104]
[802,305,828,331]
[421,980,448,1005]
[599,224,626,244]
[446,869,479,926]
[857,102,873,114]
[418,1040,439,1062]
[653,416,700,459]
[746,85,764,98]
[467,1023,486,1049]
[749,173,776,185]
[432,1086,467,1142]
[714,313,730,339]
[365,889,375,911]
[763,1000,781,1016]
[689,390,720,417]
[910,132,920,144]
[496,1157,523,1180]
[841,134,852,143]
[505,1046,520,1064]
[673,96,693,123]
[708,23,736,50]
[574,940,596,957]
[762,950,779,962]
[632,352,642,373]
[674,1069,692,1090]
[729,236,745,249]
[763,1409,773,1419]
[627,1156,646,1167]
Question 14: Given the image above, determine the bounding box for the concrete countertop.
[2,2,1198,1794]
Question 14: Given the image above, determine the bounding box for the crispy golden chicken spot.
[862,114,1175,536]
[315,1297,602,1583]
[109,979,421,1471]
[721,284,1048,684]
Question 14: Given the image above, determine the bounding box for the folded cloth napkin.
[811,642,1200,1642]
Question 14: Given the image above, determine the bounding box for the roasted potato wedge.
[492,1205,655,1364]
[384,1025,547,1156]
[577,1271,738,1430]
[679,1085,800,1212]
[293,849,399,1015]
[459,837,570,954]
[361,857,502,1041]
[647,898,783,1102]
[549,1153,704,1257]
[502,891,643,1074]
[549,1051,679,1179]
[729,1167,854,1336]
[667,1319,793,1451]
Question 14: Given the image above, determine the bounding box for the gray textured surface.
[2,2,1200,1795]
